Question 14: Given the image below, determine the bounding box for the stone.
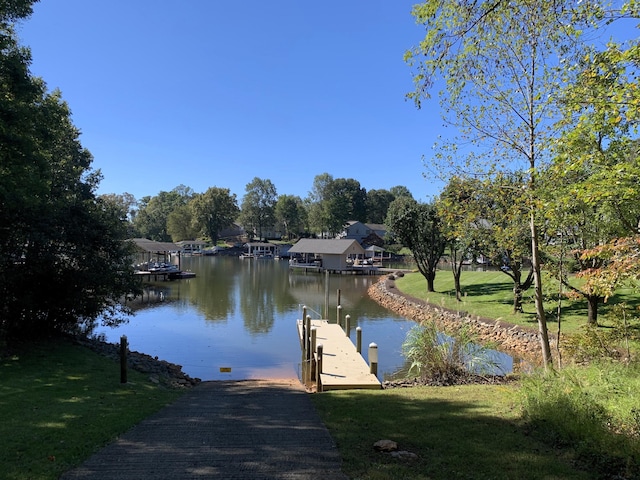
[373,439,398,452]
[391,450,419,460]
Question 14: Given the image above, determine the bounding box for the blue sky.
[17,1,442,203]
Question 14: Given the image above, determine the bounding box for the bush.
[519,363,640,478]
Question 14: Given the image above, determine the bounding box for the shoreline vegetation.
[2,273,638,479]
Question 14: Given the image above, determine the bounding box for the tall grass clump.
[519,362,640,478]
[401,321,501,384]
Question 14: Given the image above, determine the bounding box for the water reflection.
[98,257,410,380]
[99,257,511,381]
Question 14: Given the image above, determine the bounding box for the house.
[288,239,366,272]
[341,221,387,243]
[175,240,208,254]
[242,242,278,258]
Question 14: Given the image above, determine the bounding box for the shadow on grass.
[312,388,594,480]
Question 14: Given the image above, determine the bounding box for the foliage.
[190,186,239,244]
[238,177,277,240]
[563,303,640,363]
[386,197,446,291]
[274,194,306,240]
[1,14,139,339]
[365,188,395,224]
[519,362,640,478]
[402,322,500,382]
[133,186,193,241]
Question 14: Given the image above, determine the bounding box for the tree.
[436,176,483,302]
[190,187,239,245]
[167,203,198,242]
[403,0,598,366]
[325,178,367,235]
[366,189,395,224]
[386,198,446,292]
[1,7,139,339]
[274,194,306,240]
[306,173,334,236]
[133,186,193,241]
[239,177,277,241]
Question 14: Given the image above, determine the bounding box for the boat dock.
[297,316,381,392]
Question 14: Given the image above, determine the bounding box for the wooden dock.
[297,318,381,392]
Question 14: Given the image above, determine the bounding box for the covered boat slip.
[288,238,380,275]
[129,238,196,280]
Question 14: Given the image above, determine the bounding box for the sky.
[17,1,443,203]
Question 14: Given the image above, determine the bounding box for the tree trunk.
[454,270,462,302]
[530,212,553,368]
[513,285,523,313]
[586,295,600,326]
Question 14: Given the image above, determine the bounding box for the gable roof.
[288,238,365,255]
[129,238,178,253]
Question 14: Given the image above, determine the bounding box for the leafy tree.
[133,186,193,241]
[190,187,239,245]
[274,194,306,240]
[239,177,277,241]
[366,189,395,224]
[403,0,599,366]
[389,185,413,200]
[306,173,334,236]
[167,203,198,242]
[436,176,484,302]
[386,198,446,292]
[325,178,367,235]
[1,6,139,339]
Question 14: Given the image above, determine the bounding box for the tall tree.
[133,186,192,241]
[274,194,306,240]
[366,189,395,224]
[1,5,139,339]
[239,177,277,241]
[190,187,239,245]
[306,173,334,236]
[404,0,598,366]
[386,198,446,292]
[325,178,367,235]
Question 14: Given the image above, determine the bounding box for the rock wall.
[369,276,549,369]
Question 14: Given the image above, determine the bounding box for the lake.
[96,256,422,381]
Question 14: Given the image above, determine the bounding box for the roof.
[288,239,365,255]
[129,238,179,253]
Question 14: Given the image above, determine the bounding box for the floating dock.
[297,318,381,392]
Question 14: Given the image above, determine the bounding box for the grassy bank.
[394,269,640,335]
[311,384,595,480]
[0,339,183,480]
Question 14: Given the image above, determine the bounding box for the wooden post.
[305,315,311,360]
[356,327,362,354]
[368,342,378,377]
[345,314,351,336]
[120,335,128,384]
[337,305,342,329]
[301,306,307,352]
[337,289,341,310]
[310,327,317,382]
[316,343,323,392]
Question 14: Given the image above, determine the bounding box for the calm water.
[96,256,422,381]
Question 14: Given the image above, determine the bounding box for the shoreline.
[368,274,546,369]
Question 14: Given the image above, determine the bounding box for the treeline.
[105,175,415,243]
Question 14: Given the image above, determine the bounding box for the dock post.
[356,327,362,354]
[310,327,317,382]
[337,289,341,309]
[337,305,342,329]
[305,315,311,360]
[120,335,128,384]
[316,344,323,392]
[345,314,351,336]
[301,306,307,352]
[368,342,378,377]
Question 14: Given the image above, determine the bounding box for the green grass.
[311,384,596,480]
[0,338,183,480]
[394,269,640,335]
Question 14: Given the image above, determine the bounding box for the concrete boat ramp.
[297,318,382,392]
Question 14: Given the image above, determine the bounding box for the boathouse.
[288,239,365,272]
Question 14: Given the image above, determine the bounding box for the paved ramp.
[61,380,348,480]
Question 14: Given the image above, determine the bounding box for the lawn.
[0,338,183,480]
[394,269,640,335]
